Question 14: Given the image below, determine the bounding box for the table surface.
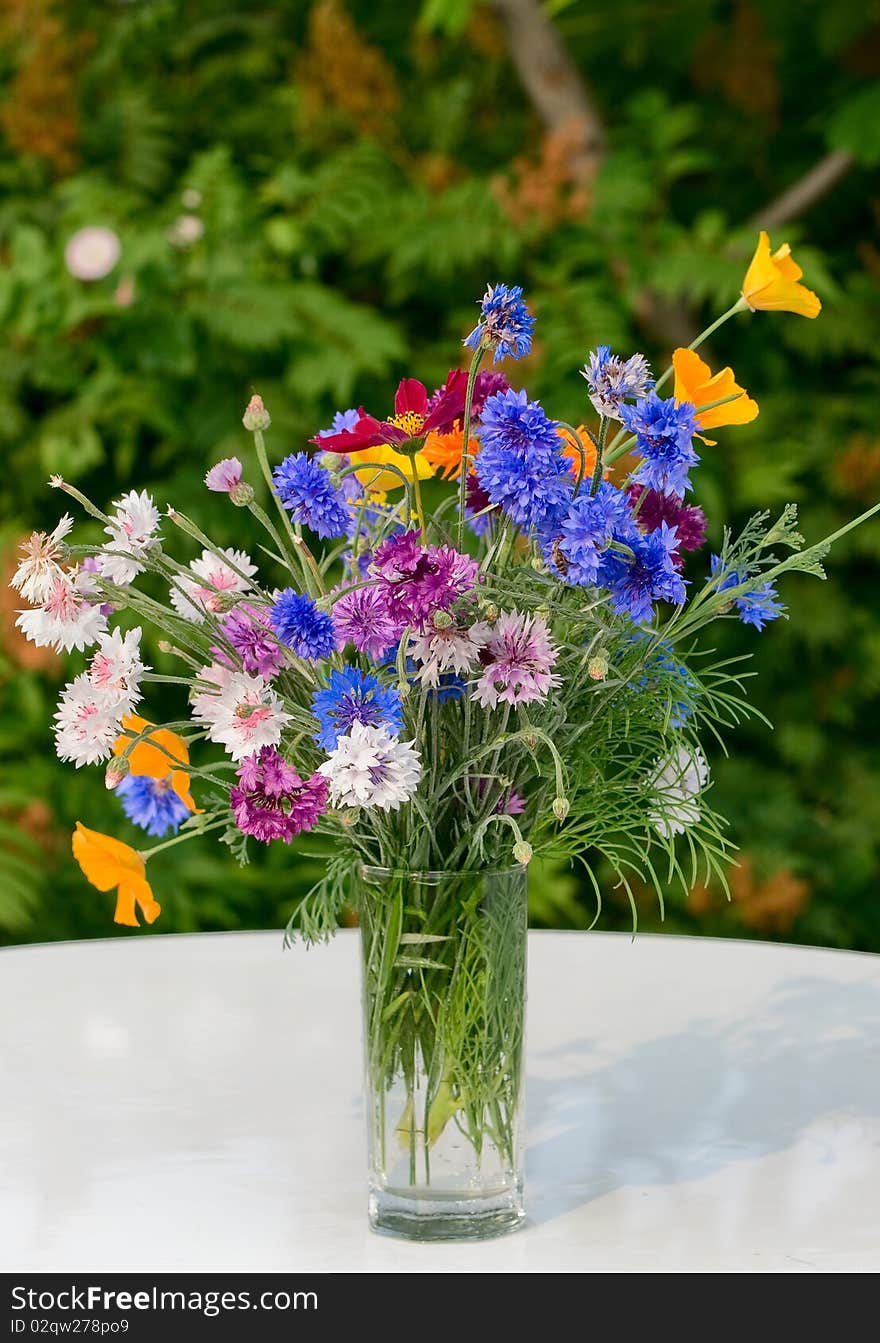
[2,929,879,1273]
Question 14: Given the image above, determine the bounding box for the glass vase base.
[369,1185,525,1242]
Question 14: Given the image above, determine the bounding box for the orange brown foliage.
[494,119,592,229]
[0,0,93,174]
[296,0,399,136]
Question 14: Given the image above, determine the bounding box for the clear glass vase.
[357,864,527,1241]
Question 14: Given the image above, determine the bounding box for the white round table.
[2,929,878,1273]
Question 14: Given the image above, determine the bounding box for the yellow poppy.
[422,430,475,481]
[354,444,435,495]
[72,822,161,927]
[113,714,197,812]
[557,424,598,479]
[672,348,759,446]
[742,231,821,318]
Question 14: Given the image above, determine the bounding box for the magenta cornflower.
[371,530,480,631]
[230,747,328,844]
[627,485,707,567]
[472,610,560,709]
[221,603,285,678]
[332,585,400,659]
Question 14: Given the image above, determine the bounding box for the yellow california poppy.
[354,444,435,495]
[742,232,821,318]
[72,822,161,927]
[113,714,197,812]
[672,348,759,445]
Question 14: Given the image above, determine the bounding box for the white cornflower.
[409,621,490,688]
[319,722,421,812]
[54,674,122,767]
[191,669,290,762]
[16,568,107,653]
[10,515,74,604]
[99,490,161,585]
[87,627,149,715]
[170,547,257,623]
[649,746,709,838]
[190,661,234,722]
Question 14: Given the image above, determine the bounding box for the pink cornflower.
[16,567,107,653]
[332,585,399,660]
[231,747,328,843]
[472,609,561,709]
[205,458,243,493]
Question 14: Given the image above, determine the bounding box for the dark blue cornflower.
[601,522,687,624]
[464,284,535,362]
[271,589,337,660]
[116,776,190,838]
[429,673,466,703]
[582,346,654,421]
[273,452,351,540]
[710,556,783,631]
[551,481,637,585]
[475,388,573,532]
[311,666,403,750]
[621,392,699,497]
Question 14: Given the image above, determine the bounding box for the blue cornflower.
[551,481,637,585]
[464,283,535,362]
[621,392,699,497]
[624,632,695,727]
[316,408,360,438]
[710,556,783,630]
[475,388,573,532]
[271,589,337,659]
[311,666,403,750]
[273,452,350,540]
[429,673,466,702]
[601,522,687,624]
[582,346,654,422]
[116,776,190,838]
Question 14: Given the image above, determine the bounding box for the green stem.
[456,345,487,549]
[654,297,749,394]
[140,815,226,861]
[252,428,324,597]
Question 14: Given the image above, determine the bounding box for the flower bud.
[320,451,345,471]
[157,640,174,654]
[552,797,570,822]
[588,652,609,681]
[432,609,453,630]
[242,394,271,432]
[105,757,130,790]
[479,599,498,622]
[229,481,255,507]
[524,731,538,750]
[205,591,237,614]
[513,840,533,866]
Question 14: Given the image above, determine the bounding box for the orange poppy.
[113,714,197,812]
[557,425,598,479]
[421,430,476,481]
[672,348,758,445]
[72,822,161,927]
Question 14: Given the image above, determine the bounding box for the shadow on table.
[526,972,880,1225]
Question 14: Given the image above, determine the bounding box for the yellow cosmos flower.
[354,444,435,494]
[113,713,198,812]
[742,231,821,318]
[672,348,759,446]
[72,822,161,927]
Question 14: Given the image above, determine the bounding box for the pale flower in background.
[409,621,489,687]
[10,515,74,604]
[319,722,422,811]
[64,226,121,281]
[649,746,709,838]
[169,547,257,622]
[167,214,204,248]
[99,490,161,586]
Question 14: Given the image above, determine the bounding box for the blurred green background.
[1,0,879,949]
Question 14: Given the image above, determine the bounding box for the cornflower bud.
[229,482,255,507]
[552,797,570,822]
[513,840,533,866]
[242,394,271,432]
[104,757,129,790]
[588,652,609,681]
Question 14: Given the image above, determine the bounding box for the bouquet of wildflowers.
[11,233,879,1230]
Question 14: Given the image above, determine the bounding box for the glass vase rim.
[359,862,525,882]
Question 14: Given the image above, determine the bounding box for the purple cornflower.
[476,777,527,815]
[620,392,699,497]
[273,452,350,539]
[475,388,573,532]
[464,283,535,362]
[116,775,190,838]
[332,585,400,659]
[551,482,637,585]
[231,747,328,844]
[582,346,654,421]
[627,485,707,568]
[470,371,511,419]
[710,556,783,630]
[311,665,403,750]
[601,522,687,623]
[371,531,480,631]
[220,603,285,678]
[270,590,337,660]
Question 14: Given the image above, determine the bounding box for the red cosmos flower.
[312,371,468,454]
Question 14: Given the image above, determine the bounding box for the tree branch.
[751,150,855,233]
